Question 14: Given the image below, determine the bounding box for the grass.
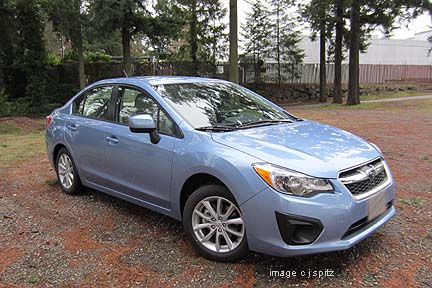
[398,197,426,206]
[310,102,385,110]
[0,121,45,168]
[360,90,428,101]
[307,98,432,111]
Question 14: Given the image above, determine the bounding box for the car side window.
[117,87,176,136]
[73,86,113,120]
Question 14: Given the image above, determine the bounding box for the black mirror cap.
[129,126,156,133]
[129,127,160,144]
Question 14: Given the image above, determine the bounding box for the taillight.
[46,115,53,128]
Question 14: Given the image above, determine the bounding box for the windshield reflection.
[153,82,294,129]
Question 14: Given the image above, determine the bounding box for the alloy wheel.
[192,196,245,253]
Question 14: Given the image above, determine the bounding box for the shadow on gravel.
[77,185,384,286]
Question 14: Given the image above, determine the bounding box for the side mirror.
[128,114,161,144]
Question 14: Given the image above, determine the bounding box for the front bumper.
[240,178,396,257]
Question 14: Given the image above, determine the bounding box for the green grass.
[307,98,432,111]
[310,102,385,110]
[360,90,427,101]
[0,123,23,134]
[0,122,45,167]
[398,197,426,206]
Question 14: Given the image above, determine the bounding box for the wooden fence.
[36,61,432,88]
[243,63,432,84]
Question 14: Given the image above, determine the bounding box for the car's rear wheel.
[55,147,83,195]
[183,184,248,262]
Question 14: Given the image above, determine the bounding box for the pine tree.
[268,0,304,85]
[200,0,227,76]
[241,0,272,83]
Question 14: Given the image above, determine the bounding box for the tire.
[183,184,249,262]
[55,147,83,195]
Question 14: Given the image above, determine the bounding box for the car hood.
[211,120,381,179]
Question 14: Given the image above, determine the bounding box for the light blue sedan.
[46,76,396,261]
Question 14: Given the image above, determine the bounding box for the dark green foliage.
[174,0,227,76]
[241,0,272,83]
[0,0,50,108]
[268,0,305,84]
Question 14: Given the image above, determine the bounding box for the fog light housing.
[275,212,323,245]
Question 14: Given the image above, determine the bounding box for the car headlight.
[253,163,333,197]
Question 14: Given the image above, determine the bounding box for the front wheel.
[183,184,248,262]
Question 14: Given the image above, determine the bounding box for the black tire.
[55,147,83,195]
[183,184,249,262]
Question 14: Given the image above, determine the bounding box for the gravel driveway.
[1,99,431,287]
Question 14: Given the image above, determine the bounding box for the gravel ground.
[0,99,431,287]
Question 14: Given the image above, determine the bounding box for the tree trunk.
[228,0,238,83]
[190,0,199,76]
[122,26,132,77]
[276,5,281,86]
[76,36,85,88]
[333,0,343,104]
[73,0,85,88]
[319,24,327,102]
[347,0,360,105]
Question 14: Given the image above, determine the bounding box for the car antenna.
[123,70,129,77]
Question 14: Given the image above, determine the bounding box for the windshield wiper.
[195,125,239,132]
[241,119,294,127]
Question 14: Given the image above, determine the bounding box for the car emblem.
[367,166,377,178]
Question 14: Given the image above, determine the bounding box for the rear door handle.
[67,124,77,131]
[106,136,119,144]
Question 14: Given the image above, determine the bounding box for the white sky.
[228,0,432,40]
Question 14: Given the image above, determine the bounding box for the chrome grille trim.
[338,158,391,200]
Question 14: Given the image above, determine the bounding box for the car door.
[64,85,116,185]
[102,85,177,210]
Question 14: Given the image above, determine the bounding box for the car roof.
[92,76,226,87]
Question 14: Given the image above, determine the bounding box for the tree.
[346,0,432,105]
[301,0,333,102]
[200,0,227,76]
[332,0,345,104]
[241,0,272,83]
[0,0,50,106]
[89,0,149,76]
[178,0,227,75]
[269,0,304,85]
[46,0,86,88]
[346,0,360,105]
[229,0,238,82]
[148,0,186,61]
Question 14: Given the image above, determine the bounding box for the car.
[46,76,396,262]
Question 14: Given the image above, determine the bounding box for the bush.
[85,52,113,63]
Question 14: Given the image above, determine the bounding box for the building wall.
[300,35,432,65]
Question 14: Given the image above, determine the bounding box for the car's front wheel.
[55,147,83,195]
[183,184,248,261]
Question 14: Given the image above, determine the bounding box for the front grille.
[339,159,388,196]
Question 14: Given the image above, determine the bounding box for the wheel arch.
[179,173,229,218]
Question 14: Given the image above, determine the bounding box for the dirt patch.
[0,117,45,133]
[0,100,431,287]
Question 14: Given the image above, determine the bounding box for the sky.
[231,0,432,40]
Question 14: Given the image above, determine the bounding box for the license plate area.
[368,191,387,221]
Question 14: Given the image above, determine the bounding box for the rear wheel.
[183,184,248,262]
[55,147,83,195]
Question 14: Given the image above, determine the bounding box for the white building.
[301,31,432,65]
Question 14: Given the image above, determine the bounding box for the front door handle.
[106,136,119,144]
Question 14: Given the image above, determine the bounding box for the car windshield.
[153,82,296,130]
